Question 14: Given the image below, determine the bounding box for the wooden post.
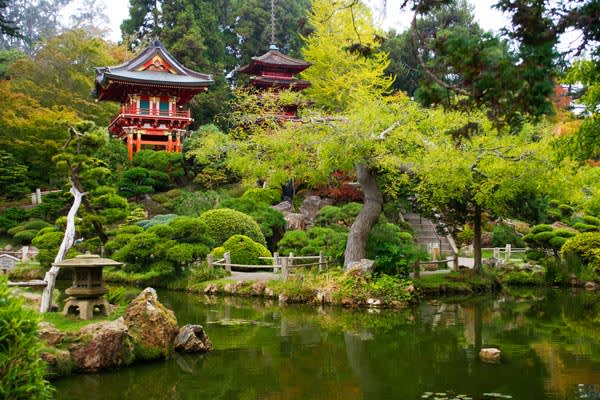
[319,251,325,272]
[136,132,142,153]
[505,244,511,262]
[224,252,231,273]
[273,252,279,272]
[167,134,173,152]
[414,260,420,279]
[281,257,289,281]
[207,254,213,271]
[288,252,293,269]
[36,188,42,205]
[127,133,133,160]
[175,136,181,152]
[453,253,459,272]
[493,247,500,259]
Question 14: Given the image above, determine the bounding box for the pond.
[54,289,600,399]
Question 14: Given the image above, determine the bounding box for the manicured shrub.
[168,216,214,245]
[554,228,577,238]
[137,214,178,229]
[315,202,362,227]
[22,220,51,231]
[492,224,525,247]
[32,230,65,268]
[530,224,553,234]
[366,222,417,276]
[0,277,53,400]
[561,232,600,270]
[146,224,175,238]
[220,234,271,265]
[166,243,210,265]
[0,207,29,233]
[172,190,221,215]
[525,249,546,261]
[583,215,600,226]
[13,230,38,245]
[572,222,599,232]
[558,204,575,217]
[277,227,347,265]
[115,225,144,235]
[241,188,281,205]
[199,208,266,246]
[277,230,309,255]
[219,197,285,248]
[584,197,600,217]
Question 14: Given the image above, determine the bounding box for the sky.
[62,0,511,43]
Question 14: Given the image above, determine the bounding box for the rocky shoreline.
[39,288,212,378]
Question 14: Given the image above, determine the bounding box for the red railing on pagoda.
[119,105,191,118]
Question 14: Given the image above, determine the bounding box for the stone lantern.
[53,253,122,320]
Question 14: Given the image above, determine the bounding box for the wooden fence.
[207,251,328,281]
[482,245,527,261]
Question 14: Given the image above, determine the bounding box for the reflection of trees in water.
[55,290,600,399]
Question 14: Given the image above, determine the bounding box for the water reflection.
[54,289,600,400]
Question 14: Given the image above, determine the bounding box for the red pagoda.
[238,44,311,119]
[94,40,213,160]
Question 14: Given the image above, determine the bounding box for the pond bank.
[38,288,212,379]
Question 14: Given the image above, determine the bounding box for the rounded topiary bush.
[199,208,266,246]
[13,229,38,245]
[220,234,271,265]
[561,232,600,269]
[241,188,281,205]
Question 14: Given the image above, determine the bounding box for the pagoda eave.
[95,80,208,104]
[250,77,311,91]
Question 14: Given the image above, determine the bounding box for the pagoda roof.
[238,46,311,75]
[94,40,213,102]
[250,76,311,91]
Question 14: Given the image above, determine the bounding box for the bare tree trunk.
[473,204,482,273]
[39,185,82,313]
[343,164,383,269]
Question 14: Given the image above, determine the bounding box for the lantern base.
[63,297,111,320]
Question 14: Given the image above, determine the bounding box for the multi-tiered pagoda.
[94,40,213,160]
[238,44,311,119]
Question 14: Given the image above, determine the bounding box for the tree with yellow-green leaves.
[301,0,392,112]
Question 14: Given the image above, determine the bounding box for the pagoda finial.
[270,0,278,50]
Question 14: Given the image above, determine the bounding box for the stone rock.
[278,294,289,304]
[285,213,306,230]
[174,324,213,353]
[341,297,353,307]
[69,317,133,372]
[38,322,64,346]
[346,259,375,274]
[204,284,218,294]
[366,298,382,307]
[264,287,275,297]
[123,287,179,360]
[3,244,12,251]
[223,281,244,294]
[272,201,294,213]
[40,349,72,377]
[405,284,416,294]
[570,277,584,287]
[252,281,266,295]
[300,195,333,227]
[479,347,501,363]
[585,281,599,291]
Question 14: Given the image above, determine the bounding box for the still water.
[54,289,600,399]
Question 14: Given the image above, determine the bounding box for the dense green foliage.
[561,233,600,270]
[109,216,214,279]
[213,234,271,265]
[0,277,53,400]
[198,208,266,246]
